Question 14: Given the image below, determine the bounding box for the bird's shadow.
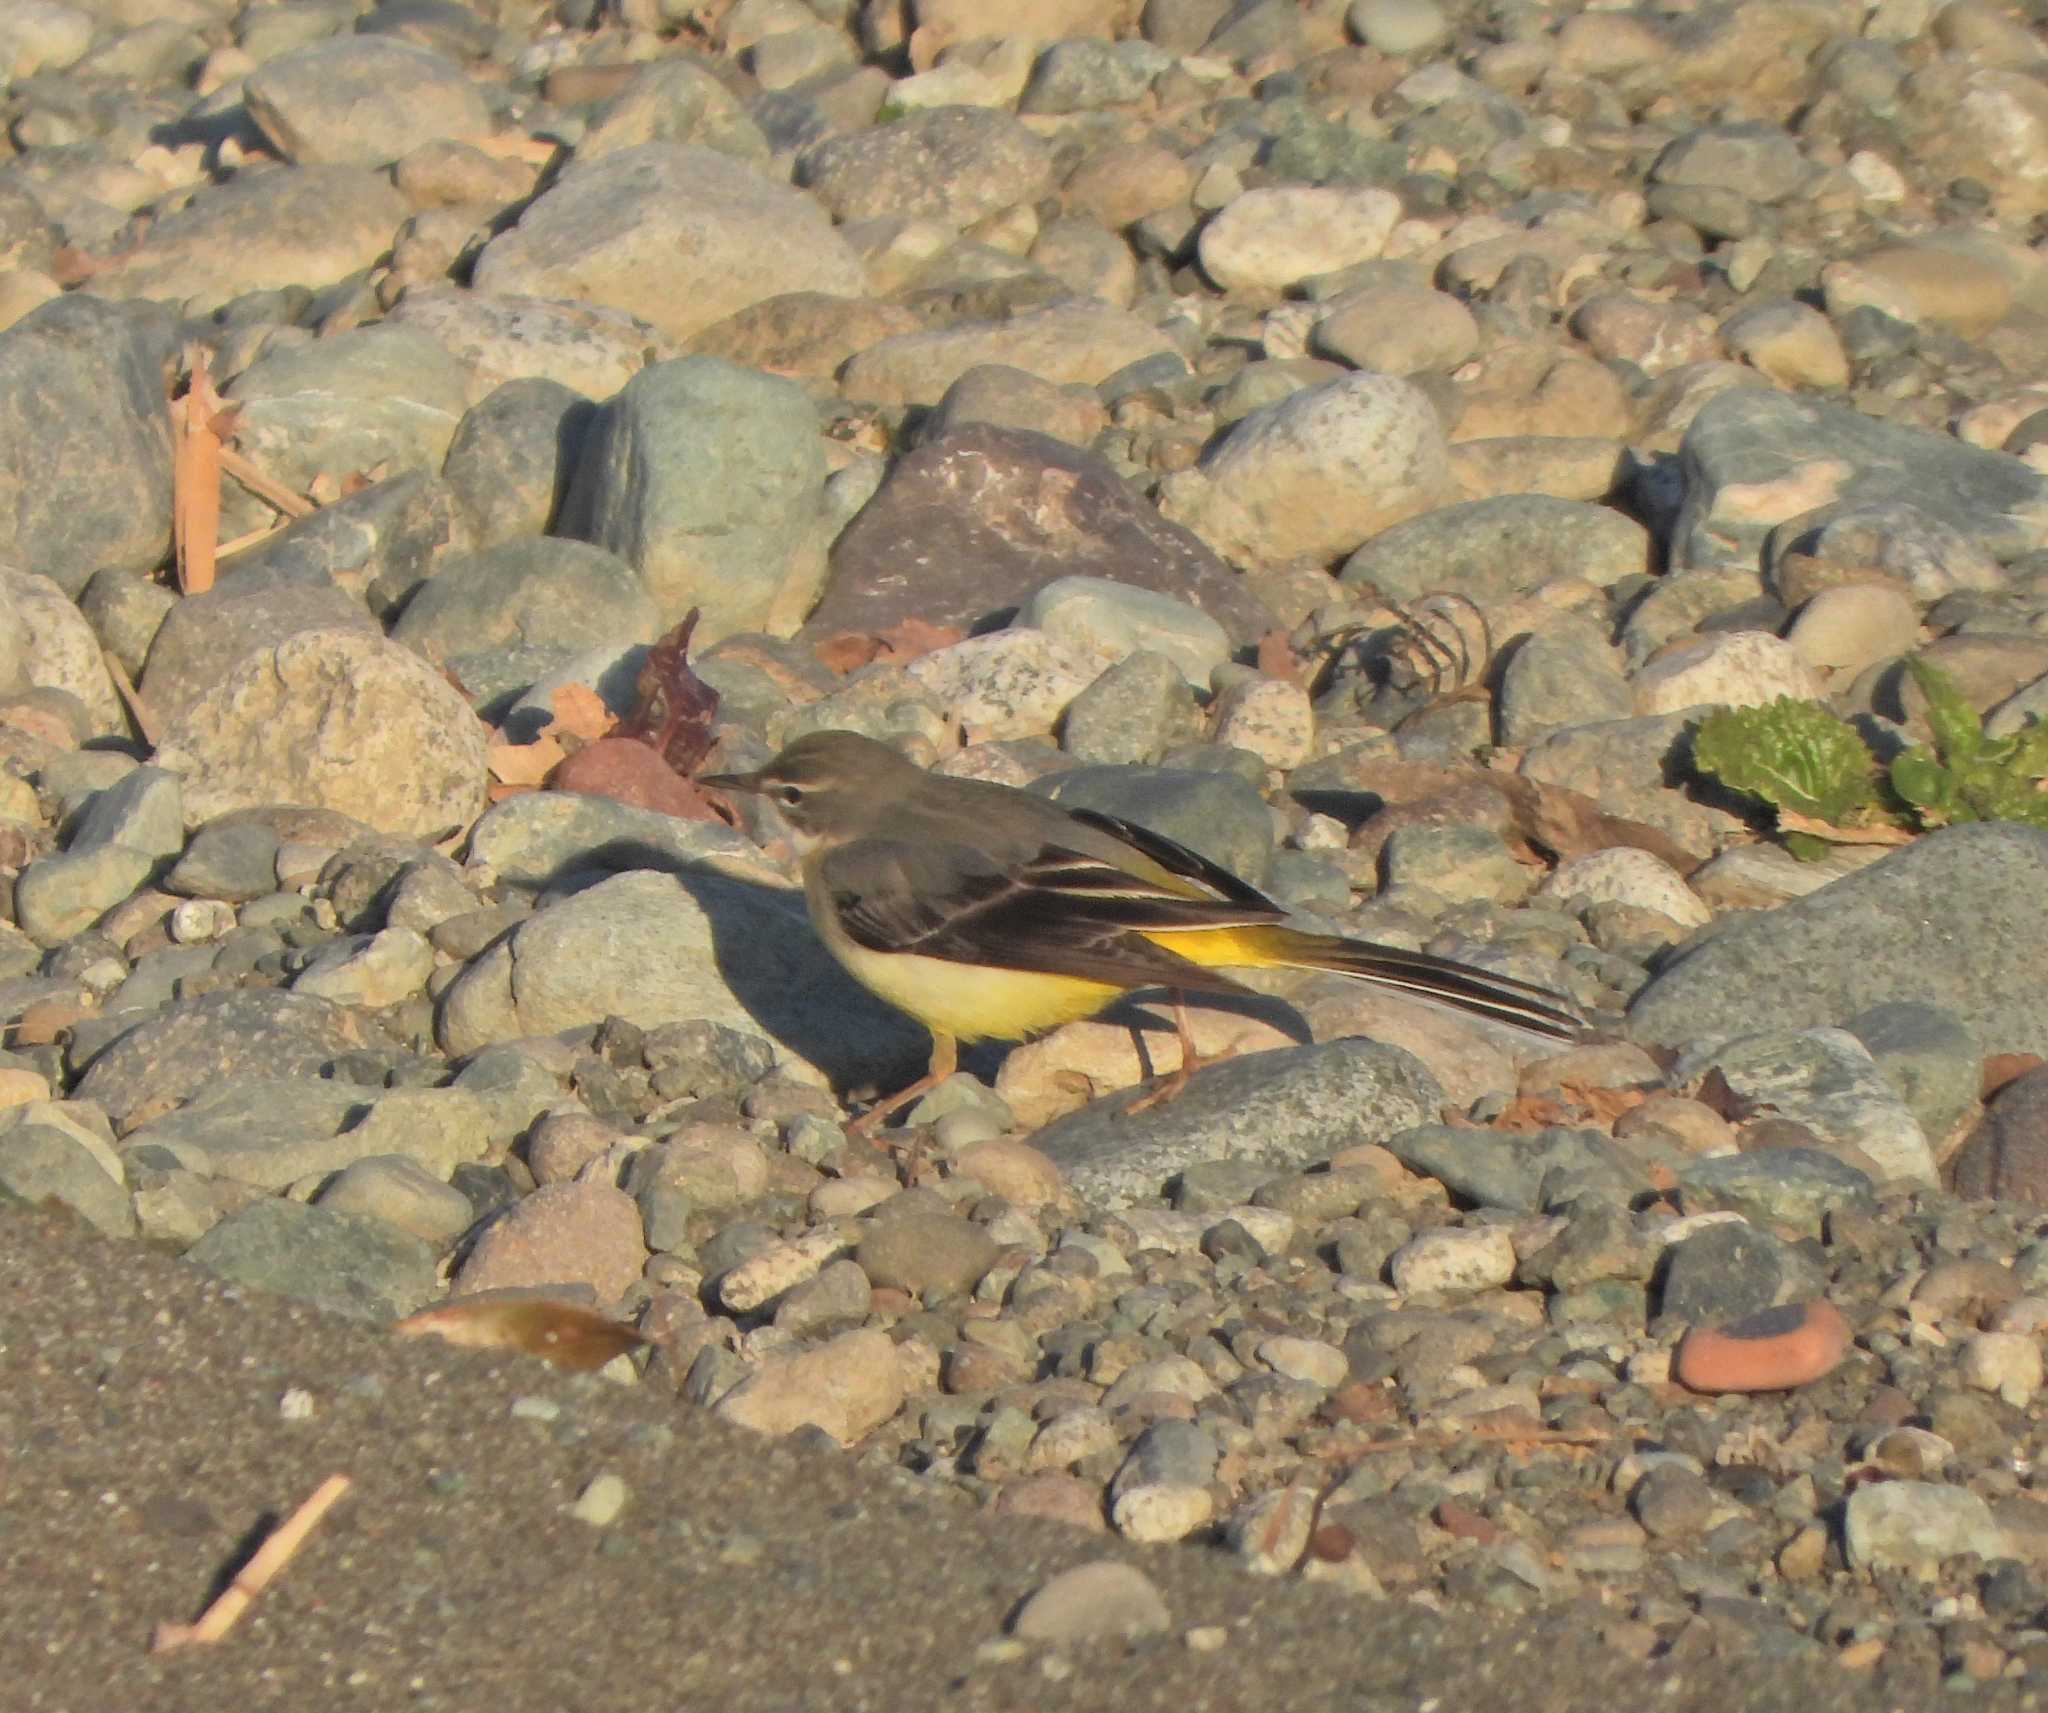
[498,837,1310,1106]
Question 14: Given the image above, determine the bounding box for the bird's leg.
[1122,990,1209,1116]
[847,1029,959,1143]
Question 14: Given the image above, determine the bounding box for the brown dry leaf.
[1491,773,1706,869]
[613,609,721,776]
[1489,1091,1577,1132]
[487,733,565,787]
[1774,809,1915,848]
[392,1296,646,1372]
[546,682,616,744]
[1559,1081,1651,1124]
[813,617,966,674]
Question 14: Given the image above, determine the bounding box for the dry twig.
[150,1473,351,1653]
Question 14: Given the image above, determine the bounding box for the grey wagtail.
[704,730,1583,1133]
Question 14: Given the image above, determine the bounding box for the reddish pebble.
[1673,1299,1851,1394]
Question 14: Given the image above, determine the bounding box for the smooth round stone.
[854,1212,1001,1297]
[1197,186,1402,296]
[1672,1298,1851,1393]
[1389,1226,1515,1296]
[1010,1560,1170,1642]
[315,1155,475,1247]
[1783,582,1919,675]
[1348,0,1447,53]
[1843,1480,2008,1574]
[1959,1330,2043,1408]
[1110,1482,1214,1543]
[1718,299,1850,389]
[1543,848,1711,930]
[1633,629,1824,714]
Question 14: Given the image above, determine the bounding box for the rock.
[453,1179,646,1302]
[1020,575,1232,687]
[901,629,1095,741]
[1718,300,1850,391]
[804,424,1270,646]
[712,1325,907,1444]
[1783,583,1920,676]
[473,144,865,345]
[225,325,470,498]
[185,1197,438,1320]
[141,578,377,729]
[388,286,673,403]
[1630,825,2048,1059]
[1389,1226,1515,1296]
[1311,284,1478,375]
[838,301,1177,408]
[1659,1220,1819,1323]
[315,1154,475,1247]
[1032,1040,1443,1209]
[1960,1331,2043,1409]
[0,1122,133,1237]
[687,291,922,383]
[1674,1149,1875,1238]
[437,378,597,548]
[243,36,490,167]
[1633,630,1825,715]
[1843,1481,2009,1574]
[393,540,658,659]
[90,165,408,316]
[434,868,925,1091]
[1844,1001,1980,1156]
[1675,388,2048,573]
[13,845,156,947]
[294,926,435,1008]
[558,356,824,640]
[1673,1299,1851,1393]
[1,570,125,734]
[855,1211,1001,1298]
[0,296,174,595]
[461,788,758,888]
[1543,849,1710,930]
[1951,1065,2048,1206]
[797,106,1052,225]
[573,55,771,165]
[1197,186,1402,294]
[154,630,488,839]
[1384,1124,1649,1213]
[1011,1559,1171,1642]
[1158,372,1457,568]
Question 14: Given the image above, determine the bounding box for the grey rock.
[1518,715,1738,859]
[1631,824,2048,1058]
[559,355,825,640]
[78,567,176,685]
[74,988,368,1131]
[1338,495,1652,603]
[88,164,408,317]
[1843,1481,2007,1574]
[1022,575,1232,688]
[68,765,183,861]
[13,845,157,948]
[1061,651,1199,766]
[1674,1149,1875,1238]
[166,819,284,901]
[1040,763,1274,887]
[1020,39,1173,114]
[1766,499,2006,603]
[1845,1001,1981,1154]
[1032,1040,1443,1209]
[1113,1420,1219,1493]
[184,1196,438,1320]
[473,143,865,346]
[244,36,490,167]
[575,55,772,164]
[1496,621,1636,747]
[1650,123,1810,202]
[0,295,175,595]
[123,1077,371,1189]
[440,378,596,548]
[1010,1560,1171,1643]
[854,1212,1001,1298]
[154,629,488,839]
[394,539,658,660]
[1384,1124,1649,1214]
[435,868,926,1091]
[1379,823,1529,907]
[798,106,1053,226]
[0,1123,133,1237]
[1675,1029,1935,1185]
[449,1042,565,1149]
[1675,389,2048,573]
[464,790,758,890]
[215,471,461,620]
[1657,1220,1821,1324]
[225,325,470,500]
[143,577,377,729]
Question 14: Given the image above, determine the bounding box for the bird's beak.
[699,770,761,794]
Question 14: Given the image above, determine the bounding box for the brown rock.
[453,1181,648,1304]
[855,1211,1001,1298]
[991,1472,1108,1531]
[1950,1065,2048,1204]
[1673,1298,1851,1393]
[685,291,922,380]
[802,424,1272,645]
[712,1326,907,1444]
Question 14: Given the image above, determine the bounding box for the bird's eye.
[774,784,805,807]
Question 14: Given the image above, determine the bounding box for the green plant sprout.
[1691,658,2048,859]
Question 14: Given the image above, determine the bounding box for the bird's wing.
[819,836,1279,996]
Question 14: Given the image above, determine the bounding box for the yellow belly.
[823,933,1123,1044]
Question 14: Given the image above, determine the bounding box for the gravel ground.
[0,1202,1991,1712]
[8,0,2048,1701]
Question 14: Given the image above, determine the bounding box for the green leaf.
[1692,699,1878,824]
[1889,748,1956,821]
[1906,657,1985,765]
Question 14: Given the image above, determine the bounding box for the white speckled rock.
[903,629,1098,741]
[1197,186,1403,295]
[1390,1226,1516,1296]
[1542,848,1713,929]
[1633,630,1824,714]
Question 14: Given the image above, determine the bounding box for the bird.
[702,730,1583,1133]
